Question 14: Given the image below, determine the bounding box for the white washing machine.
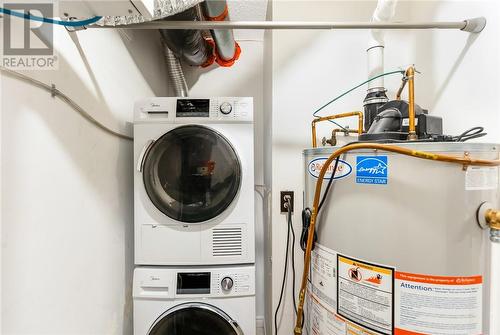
[133,265,256,335]
[134,97,255,265]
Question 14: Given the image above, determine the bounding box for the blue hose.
[0,7,102,27]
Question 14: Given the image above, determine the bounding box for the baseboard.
[256,316,265,335]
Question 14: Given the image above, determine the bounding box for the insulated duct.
[99,0,204,26]
[159,6,214,67]
[363,0,398,130]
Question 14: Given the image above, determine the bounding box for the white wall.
[1,1,268,333]
[1,26,167,334]
[269,1,500,334]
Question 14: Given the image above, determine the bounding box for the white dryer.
[133,265,256,335]
[134,97,255,265]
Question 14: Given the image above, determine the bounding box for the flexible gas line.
[293,142,500,335]
[0,66,133,141]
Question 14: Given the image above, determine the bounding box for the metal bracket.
[64,17,88,32]
[461,17,487,33]
[51,84,57,98]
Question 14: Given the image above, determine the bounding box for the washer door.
[142,125,241,223]
[148,303,243,335]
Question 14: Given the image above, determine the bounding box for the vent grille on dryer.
[212,227,243,257]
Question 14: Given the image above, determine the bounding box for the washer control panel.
[135,97,253,122]
[211,267,254,297]
[133,265,255,299]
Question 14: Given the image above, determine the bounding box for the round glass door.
[148,303,242,335]
[142,125,241,223]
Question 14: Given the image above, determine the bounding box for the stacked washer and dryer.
[133,97,256,335]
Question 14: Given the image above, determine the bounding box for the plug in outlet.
[280,191,294,214]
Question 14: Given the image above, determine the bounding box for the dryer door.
[142,125,241,223]
[148,303,243,335]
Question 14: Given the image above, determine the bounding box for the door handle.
[137,139,155,172]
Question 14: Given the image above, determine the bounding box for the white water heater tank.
[303,142,499,335]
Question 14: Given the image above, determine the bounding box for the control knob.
[219,102,233,115]
[221,277,234,291]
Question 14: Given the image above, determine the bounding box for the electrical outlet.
[280,191,294,213]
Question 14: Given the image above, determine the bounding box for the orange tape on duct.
[204,5,228,21]
[201,38,216,68]
[215,42,241,67]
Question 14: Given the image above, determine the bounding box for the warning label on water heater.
[395,272,482,335]
[337,255,394,335]
[308,244,483,335]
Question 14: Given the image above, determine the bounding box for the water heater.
[303,142,499,335]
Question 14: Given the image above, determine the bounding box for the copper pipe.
[325,129,359,146]
[311,111,363,148]
[293,143,500,335]
[406,66,417,140]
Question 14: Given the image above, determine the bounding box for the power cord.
[300,208,313,252]
[288,199,297,316]
[274,195,297,335]
[301,156,341,252]
[453,126,487,142]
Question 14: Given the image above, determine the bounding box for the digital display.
[177,272,211,294]
[176,99,210,118]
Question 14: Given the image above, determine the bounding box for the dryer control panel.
[133,265,255,299]
[134,97,253,123]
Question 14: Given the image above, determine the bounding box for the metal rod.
[88,17,486,32]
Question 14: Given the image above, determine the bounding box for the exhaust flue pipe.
[160,6,215,67]
[363,0,398,130]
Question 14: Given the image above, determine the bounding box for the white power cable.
[0,66,133,141]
